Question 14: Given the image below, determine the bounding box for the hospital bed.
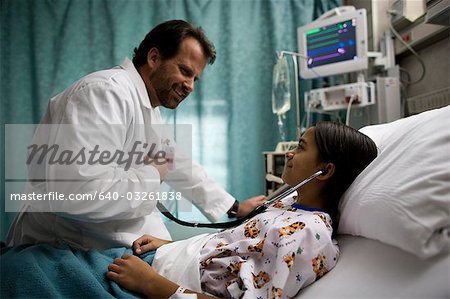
[1,106,449,298]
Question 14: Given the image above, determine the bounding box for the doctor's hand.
[237,195,266,218]
[132,234,172,255]
[144,155,168,182]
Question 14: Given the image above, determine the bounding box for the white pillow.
[338,106,450,258]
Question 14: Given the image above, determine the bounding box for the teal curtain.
[1,0,342,240]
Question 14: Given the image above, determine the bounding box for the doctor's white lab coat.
[6,58,235,249]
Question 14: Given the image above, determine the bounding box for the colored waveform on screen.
[306,19,357,68]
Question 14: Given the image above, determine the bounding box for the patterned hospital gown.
[199,196,339,299]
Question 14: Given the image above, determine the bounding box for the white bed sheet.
[297,235,450,299]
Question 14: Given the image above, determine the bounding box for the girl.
[107,122,377,298]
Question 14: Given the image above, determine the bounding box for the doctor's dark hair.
[132,20,216,68]
[314,122,377,231]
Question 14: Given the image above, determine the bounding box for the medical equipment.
[297,7,369,79]
[296,6,406,128]
[272,7,376,132]
[273,51,309,140]
[263,141,297,195]
[297,6,376,125]
[305,81,376,112]
[157,169,326,229]
[272,54,291,140]
[272,55,291,116]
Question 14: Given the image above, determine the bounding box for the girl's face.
[282,127,323,186]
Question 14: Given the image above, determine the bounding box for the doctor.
[7,20,265,249]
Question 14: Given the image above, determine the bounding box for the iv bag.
[272,56,291,115]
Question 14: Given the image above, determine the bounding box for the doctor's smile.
[142,36,206,110]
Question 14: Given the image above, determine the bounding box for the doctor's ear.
[146,48,161,67]
[317,163,335,181]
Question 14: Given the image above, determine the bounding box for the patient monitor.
[297,7,369,79]
[298,7,376,114]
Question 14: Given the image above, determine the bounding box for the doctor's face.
[148,37,207,109]
[282,127,323,186]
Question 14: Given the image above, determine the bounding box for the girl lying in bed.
[107,122,377,298]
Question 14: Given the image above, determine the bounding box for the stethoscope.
[156,169,326,229]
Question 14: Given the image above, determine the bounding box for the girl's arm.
[107,254,216,298]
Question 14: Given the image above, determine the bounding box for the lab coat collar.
[119,57,152,109]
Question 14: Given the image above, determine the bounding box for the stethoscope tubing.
[157,169,325,229]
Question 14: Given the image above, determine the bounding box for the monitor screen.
[298,8,368,79]
[306,19,357,68]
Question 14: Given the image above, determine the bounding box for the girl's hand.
[107,254,157,295]
[107,254,218,299]
[132,234,172,254]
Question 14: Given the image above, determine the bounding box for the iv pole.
[276,51,309,140]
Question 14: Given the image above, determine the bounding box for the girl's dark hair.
[314,122,377,232]
[132,20,216,68]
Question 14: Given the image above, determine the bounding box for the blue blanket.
[0,242,155,298]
